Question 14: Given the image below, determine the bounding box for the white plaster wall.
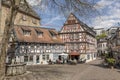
[20,56,24,63]
[33,55,36,65]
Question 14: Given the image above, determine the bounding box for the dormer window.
[21,27,31,36]
[22,15,27,21]
[49,30,57,39]
[35,29,43,38]
[23,30,31,36]
[37,31,43,38]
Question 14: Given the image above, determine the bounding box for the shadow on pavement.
[89,63,109,69]
[117,71,120,73]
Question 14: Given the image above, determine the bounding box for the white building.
[94,28,105,36]
[97,38,108,56]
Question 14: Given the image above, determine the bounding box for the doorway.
[36,55,39,63]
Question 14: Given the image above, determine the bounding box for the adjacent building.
[94,28,105,36]
[59,13,97,62]
[107,27,118,37]
[97,38,108,56]
[107,27,120,60]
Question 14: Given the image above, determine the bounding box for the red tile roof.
[14,25,64,44]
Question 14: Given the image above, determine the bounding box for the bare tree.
[33,0,98,17]
[0,0,21,79]
[0,0,98,79]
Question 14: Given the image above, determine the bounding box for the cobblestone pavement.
[4,58,120,80]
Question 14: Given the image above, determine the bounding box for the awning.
[69,51,80,56]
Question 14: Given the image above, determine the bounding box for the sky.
[27,0,120,31]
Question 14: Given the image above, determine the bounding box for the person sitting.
[48,59,52,64]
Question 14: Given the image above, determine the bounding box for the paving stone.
[4,59,120,80]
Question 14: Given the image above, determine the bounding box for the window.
[20,46,25,53]
[49,30,57,39]
[23,30,31,36]
[87,55,90,60]
[36,55,39,63]
[47,55,49,60]
[46,44,50,49]
[29,46,32,53]
[94,54,96,58]
[74,34,79,40]
[29,56,33,62]
[30,45,34,53]
[102,44,104,47]
[68,20,75,24]
[37,32,43,38]
[42,55,45,60]
[74,44,77,50]
[22,15,27,21]
[35,29,43,38]
[70,34,74,40]
[24,56,28,62]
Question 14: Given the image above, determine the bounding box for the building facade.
[107,27,118,38]
[7,26,64,65]
[97,38,108,56]
[94,28,105,36]
[59,13,97,62]
[107,27,120,60]
[0,0,40,43]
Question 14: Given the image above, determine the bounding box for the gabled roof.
[14,25,64,44]
[2,0,40,20]
[63,13,96,36]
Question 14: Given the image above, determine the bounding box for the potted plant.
[106,58,115,69]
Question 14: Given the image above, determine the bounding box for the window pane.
[24,56,28,62]
[36,55,39,63]
[47,55,49,60]
[87,55,90,60]
[42,55,45,60]
[29,56,33,62]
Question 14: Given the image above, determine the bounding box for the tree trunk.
[0,0,21,79]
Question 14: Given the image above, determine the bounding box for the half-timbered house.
[59,13,97,62]
[8,25,65,65]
